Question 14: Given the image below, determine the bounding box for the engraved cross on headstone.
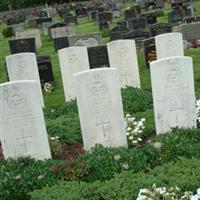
[16,129,32,153]
[96,120,111,139]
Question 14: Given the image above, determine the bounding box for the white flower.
[138,188,149,196]
[126,132,130,136]
[152,142,162,149]
[14,174,21,180]
[113,154,120,161]
[126,127,132,131]
[132,140,137,144]
[129,136,133,140]
[37,175,45,180]
[191,194,200,200]
[122,162,129,170]
[141,118,146,122]
[197,188,200,196]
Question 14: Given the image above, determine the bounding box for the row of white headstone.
[58,39,141,102]
[0,32,197,161]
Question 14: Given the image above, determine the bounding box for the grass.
[1,2,200,106]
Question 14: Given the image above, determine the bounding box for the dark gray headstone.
[53,37,69,51]
[37,55,54,87]
[9,38,36,54]
[87,45,110,69]
[150,23,172,36]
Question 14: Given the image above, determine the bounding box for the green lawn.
[1,2,200,106]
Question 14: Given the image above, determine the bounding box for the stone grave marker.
[107,40,141,88]
[6,53,44,107]
[155,33,184,59]
[58,46,90,101]
[109,25,129,41]
[68,32,103,47]
[150,23,172,37]
[168,9,184,24]
[63,15,78,25]
[36,17,52,27]
[74,68,128,150]
[150,56,196,134]
[42,22,54,36]
[9,38,36,54]
[128,17,147,30]
[143,37,157,68]
[89,10,99,21]
[174,22,200,41]
[124,7,137,20]
[37,55,54,87]
[0,80,51,160]
[8,23,24,33]
[75,7,87,17]
[87,45,110,69]
[122,30,150,47]
[98,11,113,23]
[15,29,42,49]
[53,37,69,51]
[99,21,109,30]
[51,25,74,39]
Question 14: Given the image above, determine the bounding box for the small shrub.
[2,27,14,38]
[0,158,62,200]
[30,158,200,200]
[122,87,153,114]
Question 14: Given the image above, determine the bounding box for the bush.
[2,27,14,38]
[122,87,153,114]
[77,128,200,182]
[44,102,81,144]
[30,158,200,200]
[0,158,62,200]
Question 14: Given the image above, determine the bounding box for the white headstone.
[155,33,184,60]
[58,46,90,102]
[6,53,44,107]
[107,40,141,88]
[16,29,42,48]
[0,80,51,160]
[74,68,128,151]
[51,25,74,38]
[150,56,196,134]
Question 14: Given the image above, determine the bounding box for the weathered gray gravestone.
[150,56,196,134]
[0,80,51,160]
[74,68,128,150]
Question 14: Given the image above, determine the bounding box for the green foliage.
[2,27,14,38]
[79,144,159,182]
[44,101,81,144]
[30,158,200,200]
[100,28,109,37]
[77,129,200,182]
[122,87,153,114]
[0,158,62,200]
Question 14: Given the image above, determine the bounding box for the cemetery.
[2,0,200,199]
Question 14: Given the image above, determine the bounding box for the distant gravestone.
[122,30,150,46]
[88,45,110,69]
[68,33,103,47]
[16,29,42,48]
[9,38,36,54]
[89,10,99,21]
[98,11,113,22]
[28,17,38,28]
[51,25,74,38]
[107,40,141,88]
[150,23,172,36]
[75,7,87,17]
[6,53,44,107]
[7,18,17,26]
[124,8,137,20]
[128,17,147,30]
[36,17,52,26]
[150,56,196,134]
[58,46,90,101]
[37,55,54,87]
[155,33,184,60]
[109,25,129,41]
[143,37,157,68]
[42,22,54,36]
[63,15,78,25]
[53,37,69,51]
[174,22,200,41]
[0,81,51,160]
[48,23,67,37]
[168,9,184,23]
[74,68,128,150]
[183,16,195,23]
